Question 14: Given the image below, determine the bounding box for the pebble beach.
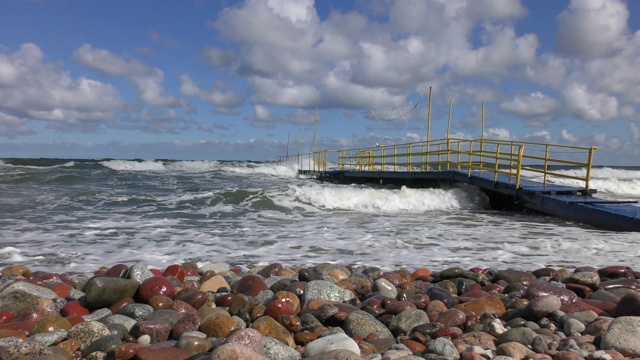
[0,262,639,360]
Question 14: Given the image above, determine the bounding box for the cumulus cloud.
[0,43,126,134]
[499,92,561,122]
[73,44,182,107]
[179,74,244,114]
[562,83,619,121]
[561,129,578,142]
[556,0,629,58]
[485,127,514,140]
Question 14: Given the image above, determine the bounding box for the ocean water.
[0,158,639,273]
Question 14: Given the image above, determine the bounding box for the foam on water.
[1,159,640,272]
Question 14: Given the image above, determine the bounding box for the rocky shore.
[0,262,639,360]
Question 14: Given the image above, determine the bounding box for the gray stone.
[262,336,302,360]
[118,303,154,321]
[303,280,355,303]
[0,282,58,314]
[67,288,86,300]
[68,321,111,350]
[563,272,601,289]
[128,263,154,283]
[601,316,640,357]
[83,277,140,308]
[83,308,112,322]
[144,309,183,327]
[304,333,360,357]
[563,310,598,325]
[343,310,393,339]
[0,342,51,360]
[255,289,275,306]
[103,314,137,331]
[389,308,429,336]
[86,351,108,360]
[25,329,67,346]
[313,263,351,276]
[198,262,231,275]
[564,318,586,336]
[531,335,548,353]
[497,327,537,346]
[372,278,397,299]
[82,334,122,358]
[426,337,460,359]
[0,337,21,347]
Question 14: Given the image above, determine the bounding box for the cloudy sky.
[1,0,639,164]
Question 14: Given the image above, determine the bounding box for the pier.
[279,137,640,232]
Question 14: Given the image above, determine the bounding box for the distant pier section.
[279,137,640,232]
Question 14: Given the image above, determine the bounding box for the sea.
[0,158,639,274]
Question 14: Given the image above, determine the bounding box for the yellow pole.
[447,98,452,170]
[426,87,432,170]
[481,101,485,140]
[585,146,598,193]
[297,129,301,169]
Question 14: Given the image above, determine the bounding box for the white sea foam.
[290,184,489,212]
[100,160,167,171]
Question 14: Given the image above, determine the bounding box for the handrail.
[278,137,597,192]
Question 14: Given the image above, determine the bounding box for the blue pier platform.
[299,169,640,232]
[282,137,640,232]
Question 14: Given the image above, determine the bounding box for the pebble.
[0,263,638,359]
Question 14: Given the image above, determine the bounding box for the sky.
[1,0,640,164]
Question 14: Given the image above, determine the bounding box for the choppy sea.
[0,158,639,273]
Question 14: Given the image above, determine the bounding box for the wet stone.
[130,319,171,343]
[118,303,154,321]
[83,277,139,309]
[81,334,122,358]
[67,321,110,350]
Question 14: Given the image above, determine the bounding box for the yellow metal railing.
[278,138,598,191]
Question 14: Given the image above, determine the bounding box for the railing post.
[381,148,385,171]
[446,138,451,170]
[494,144,501,182]
[543,144,550,185]
[408,145,412,172]
[515,145,525,189]
[585,146,597,192]
[467,141,473,177]
[394,146,397,172]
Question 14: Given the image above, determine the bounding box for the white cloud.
[73,44,181,108]
[556,0,629,58]
[561,129,578,142]
[0,43,126,133]
[631,123,640,143]
[525,130,552,143]
[485,127,513,140]
[562,83,618,121]
[499,92,561,121]
[179,75,244,113]
[254,104,270,121]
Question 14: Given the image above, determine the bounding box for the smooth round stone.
[176,334,212,355]
[175,290,208,310]
[525,281,579,305]
[224,328,264,354]
[436,308,466,328]
[564,272,601,290]
[265,299,296,319]
[0,341,51,359]
[372,278,397,299]
[215,293,234,307]
[527,294,562,318]
[425,287,457,309]
[209,343,267,360]
[276,314,303,334]
[162,265,186,283]
[199,275,230,293]
[256,263,283,278]
[496,341,534,358]
[137,277,175,303]
[411,268,433,281]
[30,315,72,336]
[250,316,295,348]
[199,313,242,338]
[305,332,360,357]
[298,269,323,282]
[436,326,463,339]
[493,269,537,286]
[128,264,154,283]
[118,303,154,322]
[134,346,190,360]
[0,282,58,315]
[328,269,349,282]
[67,321,110,350]
[272,291,301,314]
[102,314,137,332]
[144,309,183,327]
[389,308,429,337]
[148,294,173,310]
[232,274,270,297]
[61,300,90,317]
[171,300,197,316]
[426,337,459,358]
[46,281,73,298]
[130,320,171,344]
[615,292,640,316]
[2,266,33,279]
[598,266,630,279]
[81,334,122,358]
[26,328,67,346]
[284,281,307,298]
[498,327,537,346]
[171,312,201,340]
[198,262,231,275]
[304,280,355,303]
[102,264,129,278]
[343,310,393,339]
[584,318,613,337]
[108,297,134,314]
[107,343,143,360]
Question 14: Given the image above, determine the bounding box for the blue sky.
[1,0,639,164]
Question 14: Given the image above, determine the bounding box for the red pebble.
[61,300,90,317]
[149,269,162,276]
[265,300,296,319]
[163,264,186,283]
[436,326,463,339]
[215,293,235,307]
[232,274,269,296]
[0,311,14,324]
[65,315,85,326]
[137,276,176,303]
[47,282,73,298]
